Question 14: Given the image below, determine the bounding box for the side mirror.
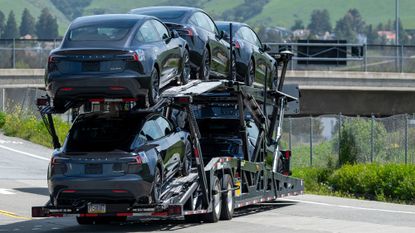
[171,30,180,38]
[262,44,271,52]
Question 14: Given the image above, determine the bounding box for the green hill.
[0,0,413,37]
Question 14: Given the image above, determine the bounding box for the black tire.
[199,49,210,81]
[277,155,284,174]
[245,59,255,86]
[180,49,191,85]
[203,176,221,223]
[184,214,203,223]
[149,68,160,106]
[151,167,162,203]
[181,139,192,176]
[53,99,65,113]
[220,174,234,220]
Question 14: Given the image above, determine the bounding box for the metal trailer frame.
[32,50,304,223]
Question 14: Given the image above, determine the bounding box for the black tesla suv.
[129,7,234,80]
[46,14,190,112]
[47,111,192,224]
[216,21,277,86]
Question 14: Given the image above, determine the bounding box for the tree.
[3,11,18,39]
[20,8,35,37]
[36,8,59,39]
[334,9,366,42]
[307,9,332,36]
[291,19,304,31]
[0,11,5,38]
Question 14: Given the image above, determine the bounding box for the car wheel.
[181,139,192,176]
[203,176,221,223]
[245,59,255,86]
[180,49,191,85]
[149,68,160,106]
[199,49,210,81]
[220,174,234,220]
[53,99,65,113]
[151,167,162,203]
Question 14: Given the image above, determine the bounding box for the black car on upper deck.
[216,21,277,86]
[46,14,190,112]
[129,7,234,80]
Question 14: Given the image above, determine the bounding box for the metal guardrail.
[0,39,414,73]
[265,42,415,73]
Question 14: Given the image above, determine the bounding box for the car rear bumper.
[46,71,152,101]
[49,174,153,208]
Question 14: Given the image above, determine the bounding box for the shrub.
[0,111,6,128]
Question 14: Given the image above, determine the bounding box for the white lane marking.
[0,188,15,195]
[0,140,23,144]
[280,198,415,215]
[0,144,49,161]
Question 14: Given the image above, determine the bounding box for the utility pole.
[395,0,400,72]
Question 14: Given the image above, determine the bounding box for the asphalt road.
[0,134,414,233]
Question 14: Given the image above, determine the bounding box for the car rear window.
[65,114,144,152]
[137,10,186,23]
[68,21,135,41]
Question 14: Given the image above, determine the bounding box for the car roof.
[216,21,248,30]
[129,6,201,14]
[75,111,157,123]
[70,14,152,28]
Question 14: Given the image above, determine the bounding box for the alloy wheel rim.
[152,72,159,101]
[226,183,233,212]
[214,181,221,215]
[204,55,210,80]
[183,52,191,82]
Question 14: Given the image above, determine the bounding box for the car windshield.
[68,21,135,41]
[65,114,145,153]
[217,24,231,34]
[137,10,186,23]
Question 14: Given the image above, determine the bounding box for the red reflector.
[151,211,168,217]
[89,98,105,103]
[62,189,76,193]
[60,87,73,91]
[122,98,137,102]
[193,147,200,158]
[80,213,98,217]
[112,190,128,193]
[175,96,192,104]
[116,213,133,217]
[109,86,126,91]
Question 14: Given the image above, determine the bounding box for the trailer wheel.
[220,174,234,220]
[203,176,221,223]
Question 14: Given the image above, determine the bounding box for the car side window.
[193,12,214,33]
[248,27,262,48]
[240,27,255,44]
[139,118,163,141]
[136,20,160,43]
[156,116,173,137]
[201,13,218,34]
[235,28,244,39]
[152,20,170,40]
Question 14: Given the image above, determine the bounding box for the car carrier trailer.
[32,50,304,223]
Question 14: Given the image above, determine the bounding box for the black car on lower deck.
[48,111,192,223]
[216,21,277,86]
[129,7,234,80]
[46,14,190,112]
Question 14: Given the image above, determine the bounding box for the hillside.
[0,0,414,36]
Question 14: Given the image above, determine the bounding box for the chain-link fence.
[0,39,60,69]
[281,114,415,168]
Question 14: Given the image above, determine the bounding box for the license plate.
[87,203,106,214]
[85,164,102,174]
[82,62,100,72]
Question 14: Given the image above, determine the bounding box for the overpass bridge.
[1,69,415,116]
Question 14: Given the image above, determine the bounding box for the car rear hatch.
[49,49,138,75]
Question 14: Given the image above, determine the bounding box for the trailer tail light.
[284,150,291,160]
[174,96,192,105]
[116,212,133,217]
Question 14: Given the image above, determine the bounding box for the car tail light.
[283,150,291,160]
[127,155,143,174]
[177,27,194,37]
[109,86,126,91]
[48,55,57,63]
[174,96,192,105]
[62,189,77,193]
[60,87,73,92]
[133,49,145,62]
[51,157,67,175]
[233,40,241,49]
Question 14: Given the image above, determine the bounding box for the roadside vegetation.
[0,108,69,148]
